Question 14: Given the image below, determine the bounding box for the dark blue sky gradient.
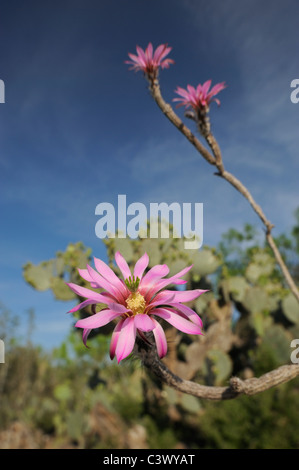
[0,0,299,347]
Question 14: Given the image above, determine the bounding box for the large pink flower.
[173,80,226,110]
[67,252,206,363]
[125,42,174,78]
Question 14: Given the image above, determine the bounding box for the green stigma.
[124,275,140,292]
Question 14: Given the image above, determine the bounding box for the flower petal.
[133,252,149,280]
[108,303,130,314]
[94,257,129,295]
[146,290,175,309]
[68,292,117,313]
[68,299,96,313]
[174,86,191,99]
[126,52,139,63]
[137,330,153,346]
[66,282,113,304]
[201,79,212,97]
[157,45,172,63]
[145,42,153,61]
[115,317,136,363]
[115,251,131,279]
[172,303,203,328]
[78,268,94,283]
[134,314,155,332]
[136,45,147,66]
[162,289,208,304]
[86,264,124,301]
[126,43,173,74]
[153,43,167,62]
[151,308,203,335]
[152,319,167,358]
[110,318,125,359]
[140,264,169,285]
[146,265,192,298]
[160,58,175,69]
[75,309,120,329]
[82,328,92,347]
[173,80,225,110]
[207,82,226,100]
[139,264,169,297]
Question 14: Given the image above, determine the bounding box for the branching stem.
[149,79,299,303]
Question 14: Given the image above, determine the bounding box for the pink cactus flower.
[125,42,174,78]
[173,80,226,110]
[67,252,205,363]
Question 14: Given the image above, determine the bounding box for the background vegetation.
[1,211,299,449]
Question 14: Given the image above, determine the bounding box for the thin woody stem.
[205,132,224,172]
[136,337,299,401]
[150,79,216,166]
[266,231,299,301]
[204,132,299,302]
[149,78,299,303]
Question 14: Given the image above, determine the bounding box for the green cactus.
[180,394,201,413]
[245,251,275,283]
[190,248,222,277]
[50,277,76,301]
[109,237,134,263]
[224,276,249,303]
[23,261,54,291]
[205,349,233,386]
[249,312,273,337]
[243,286,271,314]
[23,242,92,300]
[260,324,294,364]
[282,293,299,325]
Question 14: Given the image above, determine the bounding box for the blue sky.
[0,0,299,349]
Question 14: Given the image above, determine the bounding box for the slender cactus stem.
[136,337,299,401]
[149,79,299,303]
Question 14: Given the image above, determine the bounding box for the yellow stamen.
[126,292,146,315]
